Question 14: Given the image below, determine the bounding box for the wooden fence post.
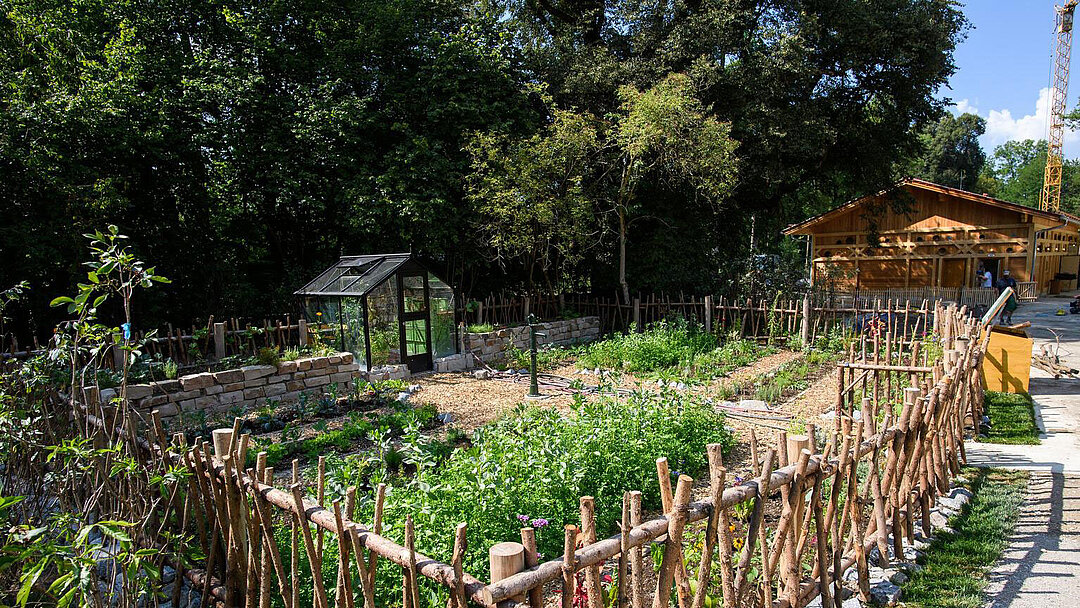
[633,297,641,333]
[801,294,811,347]
[214,322,227,360]
[490,542,526,602]
[704,295,713,335]
[298,319,308,348]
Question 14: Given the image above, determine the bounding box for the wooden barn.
[784,178,1080,297]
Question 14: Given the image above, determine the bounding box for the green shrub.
[336,388,733,587]
[467,323,494,333]
[256,346,281,367]
[575,318,766,380]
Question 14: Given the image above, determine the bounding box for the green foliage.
[979,391,1041,445]
[466,323,494,334]
[574,318,766,380]
[256,347,281,367]
[503,344,568,372]
[978,139,1080,214]
[466,107,602,290]
[335,388,733,592]
[908,113,986,191]
[900,467,1027,608]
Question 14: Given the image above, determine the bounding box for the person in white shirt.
[982,269,993,288]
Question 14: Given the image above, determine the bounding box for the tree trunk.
[619,205,629,303]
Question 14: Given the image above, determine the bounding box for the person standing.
[982,268,993,288]
[997,270,1018,324]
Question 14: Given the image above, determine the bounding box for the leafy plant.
[256,346,281,367]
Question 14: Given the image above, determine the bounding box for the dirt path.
[963,294,1080,608]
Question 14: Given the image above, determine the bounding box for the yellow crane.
[1041,0,1079,212]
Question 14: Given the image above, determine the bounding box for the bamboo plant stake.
[652,475,694,608]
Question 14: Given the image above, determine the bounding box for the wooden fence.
[460,287,959,341]
[74,299,985,608]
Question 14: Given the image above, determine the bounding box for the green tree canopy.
[909,112,987,190]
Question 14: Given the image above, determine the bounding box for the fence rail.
[68,298,986,608]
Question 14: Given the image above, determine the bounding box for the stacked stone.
[464,316,601,363]
[107,353,360,423]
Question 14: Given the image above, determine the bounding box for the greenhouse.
[294,253,457,372]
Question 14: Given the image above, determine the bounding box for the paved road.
[964,293,1080,608]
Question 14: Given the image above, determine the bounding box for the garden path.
[964,294,1080,608]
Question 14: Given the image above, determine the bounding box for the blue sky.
[946,1,1079,156]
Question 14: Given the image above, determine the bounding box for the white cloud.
[955,88,1080,155]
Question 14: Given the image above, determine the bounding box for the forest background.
[1,0,1069,338]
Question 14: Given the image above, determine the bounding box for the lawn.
[900,467,1028,608]
[981,391,1041,445]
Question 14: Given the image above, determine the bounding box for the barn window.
[937,247,947,255]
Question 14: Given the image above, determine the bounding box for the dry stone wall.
[465,316,600,364]
[104,353,362,422]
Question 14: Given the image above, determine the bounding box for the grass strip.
[981,391,1041,445]
[900,466,1028,608]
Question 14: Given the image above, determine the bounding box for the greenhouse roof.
[294,253,413,297]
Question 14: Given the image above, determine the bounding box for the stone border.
[105,352,362,420]
[464,316,600,364]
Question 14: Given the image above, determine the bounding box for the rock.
[952,475,969,485]
[929,509,951,530]
[899,561,924,575]
[869,580,902,606]
[473,370,493,380]
[913,538,932,551]
[162,565,176,584]
[887,569,908,585]
[408,384,421,393]
[937,495,964,511]
[841,597,863,608]
[396,392,411,403]
[738,399,770,411]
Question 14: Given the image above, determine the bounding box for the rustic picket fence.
[71,298,985,608]
[458,291,942,344]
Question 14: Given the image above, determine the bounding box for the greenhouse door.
[397,271,433,373]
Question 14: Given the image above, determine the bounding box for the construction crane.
[1040,0,1079,212]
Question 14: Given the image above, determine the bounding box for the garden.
[0,226,982,608]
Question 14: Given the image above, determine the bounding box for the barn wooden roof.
[783,178,1066,236]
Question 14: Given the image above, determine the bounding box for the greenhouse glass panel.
[366,280,400,366]
[303,297,343,351]
[428,273,456,358]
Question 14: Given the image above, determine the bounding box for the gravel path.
[964,293,1080,608]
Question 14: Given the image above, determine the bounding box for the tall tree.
[979,139,1080,213]
[909,112,987,190]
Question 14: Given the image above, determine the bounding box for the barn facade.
[783,179,1080,297]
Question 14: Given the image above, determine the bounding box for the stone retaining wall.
[465,316,600,364]
[104,352,362,421]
